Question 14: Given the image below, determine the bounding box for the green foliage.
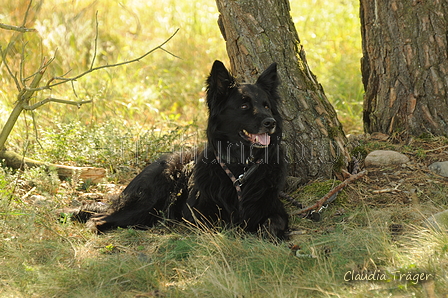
[0,166,14,201]
[1,0,363,158]
[23,120,197,173]
[292,0,363,133]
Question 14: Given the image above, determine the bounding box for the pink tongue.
[250,133,270,146]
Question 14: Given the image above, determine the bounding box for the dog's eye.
[264,105,270,110]
[241,104,249,110]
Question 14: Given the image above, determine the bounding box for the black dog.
[87,61,288,238]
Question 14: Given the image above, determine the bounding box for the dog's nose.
[262,117,276,129]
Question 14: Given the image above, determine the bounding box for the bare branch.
[20,58,48,102]
[22,53,57,84]
[71,80,78,98]
[90,11,99,70]
[23,97,93,110]
[30,111,44,149]
[0,23,37,33]
[289,171,367,216]
[2,0,35,32]
[159,47,182,60]
[20,42,26,85]
[0,46,22,91]
[22,0,34,27]
[29,28,180,91]
[424,144,448,153]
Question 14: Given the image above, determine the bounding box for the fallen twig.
[289,170,367,216]
[372,188,401,194]
[424,144,448,153]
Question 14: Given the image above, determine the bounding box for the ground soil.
[286,134,448,239]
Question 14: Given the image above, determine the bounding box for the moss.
[328,125,342,139]
[332,153,346,173]
[292,179,347,207]
[351,146,368,160]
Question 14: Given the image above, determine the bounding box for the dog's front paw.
[86,214,108,233]
[259,214,288,240]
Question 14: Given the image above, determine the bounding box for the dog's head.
[205,60,282,153]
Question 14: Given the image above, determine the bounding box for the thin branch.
[22,53,57,84]
[0,23,37,33]
[372,188,401,194]
[22,0,33,27]
[0,59,47,151]
[30,111,44,149]
[0,46,22,91]
[20,58,48,101]
[25,28,180,91]
[0,1,35,32]
[71,80,78,98]
[90,11,99,70]
[20,42,26,85]
[23,97,93,110]
[159,47,182,60]
[45,62,71,86]
[289,171,367,216]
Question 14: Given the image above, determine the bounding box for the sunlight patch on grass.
[1,191,447,297]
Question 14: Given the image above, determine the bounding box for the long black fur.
[87,61,289,238]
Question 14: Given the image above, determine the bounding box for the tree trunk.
[361,0,448,137]
[215,0,349,182]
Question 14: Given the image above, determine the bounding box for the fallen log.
[0,150,106,183]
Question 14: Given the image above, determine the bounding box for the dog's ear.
[256,63,279,95]
[206,60,235,112]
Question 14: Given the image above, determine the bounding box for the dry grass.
[1,1,446,297]
[2,134,448,297]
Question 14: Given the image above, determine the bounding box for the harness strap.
[214,151,262,201]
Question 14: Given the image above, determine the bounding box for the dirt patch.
[287,135,448,238]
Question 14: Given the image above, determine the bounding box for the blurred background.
[1,0,362,169]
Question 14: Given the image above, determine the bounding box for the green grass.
[291,0,363,133]
[1,193,447,297]
[2,138,448,297]
[0,0,412,297]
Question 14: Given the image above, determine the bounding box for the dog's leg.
[260,213,288,240]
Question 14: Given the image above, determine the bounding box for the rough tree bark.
[361,0,448,137]
[215,0,349,182]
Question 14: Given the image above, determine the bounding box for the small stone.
[364,150,410,167]
[428,161,448,178]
